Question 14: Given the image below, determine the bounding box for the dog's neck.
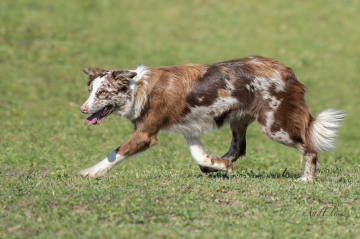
[119,65,151,121]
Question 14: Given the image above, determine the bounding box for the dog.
[79,56,345,181]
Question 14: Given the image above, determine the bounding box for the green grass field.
[1,0,360,238]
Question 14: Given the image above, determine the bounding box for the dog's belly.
[162,112,220,138]
[162,96,249,138]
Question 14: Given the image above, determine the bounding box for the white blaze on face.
[83,75,107,111]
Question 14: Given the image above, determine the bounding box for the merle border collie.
[79,56,345,181]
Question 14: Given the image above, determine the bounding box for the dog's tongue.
[86,109,103,125]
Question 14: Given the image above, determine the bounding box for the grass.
[1,0,360,238]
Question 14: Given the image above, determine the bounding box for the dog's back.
[136,57,308,141]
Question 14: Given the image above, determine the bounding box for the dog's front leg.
[79,131,157,178]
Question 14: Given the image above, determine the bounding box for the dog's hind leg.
[258,110,319,182]
[186,138,233,173]
[298,109,345,181]
[297,151,318,182]
[222,115,255,162]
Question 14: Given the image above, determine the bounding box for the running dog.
[79,56,346,181]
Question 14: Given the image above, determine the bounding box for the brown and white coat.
[79,56,346,181]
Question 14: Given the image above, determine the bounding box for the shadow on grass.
[200,167,359,183]
[316,177,359,184]
[198,168,302,180]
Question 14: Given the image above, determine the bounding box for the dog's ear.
[111,70,137,80]
[83,68,109,77]
[110,70,137,92]
[83,68,109,85]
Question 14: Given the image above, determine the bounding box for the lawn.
[1,0,360,238]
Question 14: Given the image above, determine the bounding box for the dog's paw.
[199,157,234,174]
[79,166,108,178]
[296,176,315,182]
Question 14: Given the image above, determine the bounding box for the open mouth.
[86,106,113,125]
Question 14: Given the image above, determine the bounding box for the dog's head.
[80,68,137,125]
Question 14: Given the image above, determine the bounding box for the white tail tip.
[311,109,346,152]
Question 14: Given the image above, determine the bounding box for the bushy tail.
[310,109,346,152]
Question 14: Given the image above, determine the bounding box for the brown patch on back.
[228,71,237,85]
[220,66,237,85]
[186,64,228,107]
[218,88,230,97]
[237,56,289,81]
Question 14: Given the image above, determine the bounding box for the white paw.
[296,176,315,182]
[79,166,108,178]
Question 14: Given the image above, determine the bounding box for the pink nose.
[80,105,88,113]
